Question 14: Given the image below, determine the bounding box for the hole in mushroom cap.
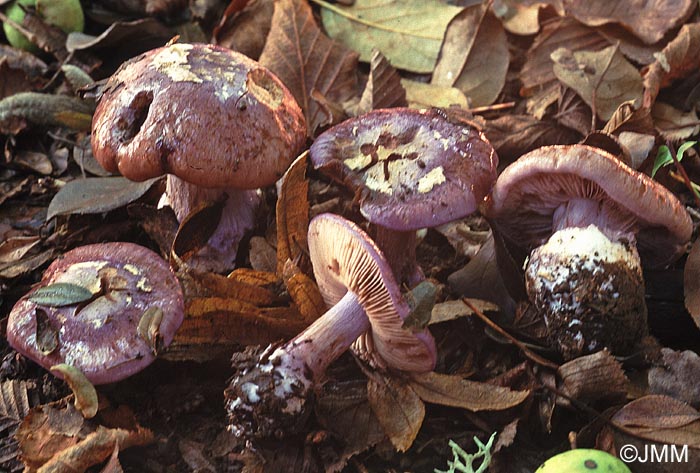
[246,68,283,108]
[115,90,153,144]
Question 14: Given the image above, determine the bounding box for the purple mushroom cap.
[309,108,498,231]
[7,242,184,385]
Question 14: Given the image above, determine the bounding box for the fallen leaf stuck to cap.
[28,282,94,307]
[276,151,310,275]
[137,307,164,355]
[50,364,99,419]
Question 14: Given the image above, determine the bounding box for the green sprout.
[435,432,497,473]
[652,141,697,178]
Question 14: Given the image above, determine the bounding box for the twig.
[461,298,559,370]
[467,102,516,114]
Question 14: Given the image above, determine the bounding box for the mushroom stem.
[525,224,647,359]
[163,175,260,273]
[373,225,423,286]
[226,290,370,438]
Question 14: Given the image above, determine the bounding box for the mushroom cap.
[308,213,436,372]
[485,145,692,268]
[7,242,184,385]
[91,43,306,189]
[309,108,498,231]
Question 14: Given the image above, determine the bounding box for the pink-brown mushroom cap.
[7,243,184,385]
[91,43,306,188]
[310,108,498,231]
[485,145,692,268]
[308,213,436,372]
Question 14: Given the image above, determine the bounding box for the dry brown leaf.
[644,23,700,105]
[227,268,280,286]
[684,237,700,329]
[492,0,562,36]
[551,44,643,121]
[214,0,274,60]
[520,17,609,98]
[409,371,530,411]
[179,439,216,473]
[597,24,663,65]
[603,100,656,136]
[428,299,500,325]
[99,443,123,473]
[649,348,700,409]
[557,350,629,404]
[259,0,359,135]
[282,258,326,323]
[612,395,700,447]
[367,374,424,452]
[179,268,278,306]
[276,151,310,275]
[563,0,695,45]
[248,236,278,273]
[401,79,469,109]
[0,59,33,100]
[171,198,225,264]
[356,49,407,116]
[433,4,508,107]
[484,114,581,163]
[315,379,386,472]
[0,380,32,472]
[652,101,700,141]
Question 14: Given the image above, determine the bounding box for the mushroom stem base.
[525,225,647,360]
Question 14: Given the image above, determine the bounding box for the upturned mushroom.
[225,213,436,438]
[309,108,497,285]
[6,242,184,384]
[91,43,307,273]
[485,145,692,359]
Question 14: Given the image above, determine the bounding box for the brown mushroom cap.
[308,213,436,372]
[91,43,306,188]
[7,243,184,385]
[486,145,692,268]
[309,108,498,231]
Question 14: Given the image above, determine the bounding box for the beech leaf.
[551,44,643,121]
[317,0,462,73]
[356,49,407,115]
[367,374,424,452]
[409,371,530,411]
[46,177,160,221]
[562,0,696,45]
[652,102,700,141]
[276,151,310,275]
[433,4,508,107]
[644,24,700,105]
[401,79,468,109]
[684,238,700,329]
[259,0,359,135]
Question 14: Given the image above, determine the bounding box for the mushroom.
[6,242,184,385]
[485,145,692,359]
[225,213,436,438]
[91,43,307,273]
[309,108,497,285]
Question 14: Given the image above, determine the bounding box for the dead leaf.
[49,364,99,419]
[409,371,530,412]
[179,439,216,473]
[315,379,386,472]
[433,4,508,107]
[562,0,695,45]
[0,380,32,472]
[428,299,500,325]
[483,114,580,163]
[0,59,33,100]
[644,23,700,105]
[259,0,359,135]
[367,373,424,452]
[99,444,123,473]
[356,49,407,115]
[0,249,55,280]
[649,348,700,409]
[171,198,225,263]
[214,0,274,60]
[276,151,310,275]
[520,17,609,98]
[557,350,629,405]
[684,238,700,329]
[0,235,40,264]
[551,44,643,121]
[248,236,277,273]
[492,0,562,36]
[46,177,161,221]
[603,100,656,136]
[612,395,700,447]
[401,79,469,109]
[66,18,174,55]
[318,0,462,73]
[652,101,700,141]
[282,259,326,323]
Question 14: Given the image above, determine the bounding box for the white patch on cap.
[344,154,372,170]
[151,43,203,84]
[55,261,107,294]
[417,166,446,193]
[123,264,140,275]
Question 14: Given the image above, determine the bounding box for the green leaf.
[652,145,673,178]
[46,176,160,221]
[28,282,94,307]
[316,0,462,73]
